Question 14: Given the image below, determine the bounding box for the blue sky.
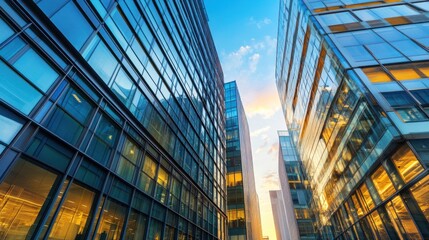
[205,1,286,239]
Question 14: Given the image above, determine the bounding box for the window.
[319,12,357,26]
[0,18,14,44]
[45,87,93,145]
[116,137,140,182]
[382,91,427,122]
[125,210,147,239]
[49,1,93,50]
[148,219,163,240]
[155,167,169,203]
[96,199,126,240]
[0,60,42,114]
[0,159,58,238]
[370,210,389,239]
[412,89,429,115]
[391,145,424,183]
[13,49,59,92]
[110,68,135,106]
[365,42,403,60]
[390,40,428,59]
[385,196,421,239]
[49,183,95,239]
[86,37,118,84]
[0,106,23,152]
[362,67,392,83]
[86,115,119,166]
[137,154,157,194]
[226,172,243,187]
[410,175,429,223]
[371,166,396,201]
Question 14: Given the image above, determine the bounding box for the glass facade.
[276,0,429,239]
[275,130,317,239]
[0,0,226,239]
[224,81,263,240]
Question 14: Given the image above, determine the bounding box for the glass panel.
[382,91,414,107]
[396,107,427,122]
[410,175,429,223]
[148,219,162,240]
[386,196,421,239]
[370,211,389,238]
[412,90,429,105]
[0,109,23,144]
[50,1,93,50]
[86,115,119,166]
[391,145,424,183]
[320,12,357,26]
[45,87,93,145]
[363,67,392,83]
[371,166,396,201]
[0,159,57,238]
[0,61,42,114]
[366,42,403,60]
[87,39,118,84]
[0,18,14,44]
[125,210,147,240]
[96,199,126,240]
[13,49,59,92]
[49,183,95,239]
[137,155,157,194]
[111,68,134,105]
[386,65,421,81]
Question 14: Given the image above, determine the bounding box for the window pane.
[391,145,424,183]
[382,91,414,107]
[362,67,392,83]
[396,107,427,122]
[366,43,403,60]
[86,116,119,166]
[96,199,126,240]
[0,61,42,114]
[0,159,57,238]
[371,166,396,201]
[50,1,93,50]
[410,175,429,223]
[111,68,135,105]
[320,12,357,26]
[370,211,389,238]
[143,155,157,178]
[390,40,428,58]
[87,40,118,84]
[125,210,147,240]
[117,157,135,182]
[0,18,14,44]
[148,219,162,240]
[13,49,59,92]
[0,108,23,144]
[386,196,421,239]
[49,183,95,239]
[412,90,429,105]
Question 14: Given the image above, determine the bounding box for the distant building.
[225,81,263,240]
[277,131,317,240]
[270,190,290,240]
[262,236,270,240]
[276,0,429,238]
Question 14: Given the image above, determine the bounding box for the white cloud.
[249,17,272,29]
[249,53,260,73]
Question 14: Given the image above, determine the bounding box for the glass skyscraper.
[0,0,226,239]
[273,130,316,240]
[276,0,429,239]
[224,81,263,240]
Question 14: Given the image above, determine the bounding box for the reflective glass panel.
[391,145,424,183]
[50,1,93,50]
[386,196,421,239]
[49,183,95,239]
[0,159,57,238]
[371,166,396,200]
[125,210,147,240]
[96,199,126,240]
[0,18,14,44]
[0,109,23,144]
[410,175,429,223]
[0,61,42,114]
[13,49,59,92]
